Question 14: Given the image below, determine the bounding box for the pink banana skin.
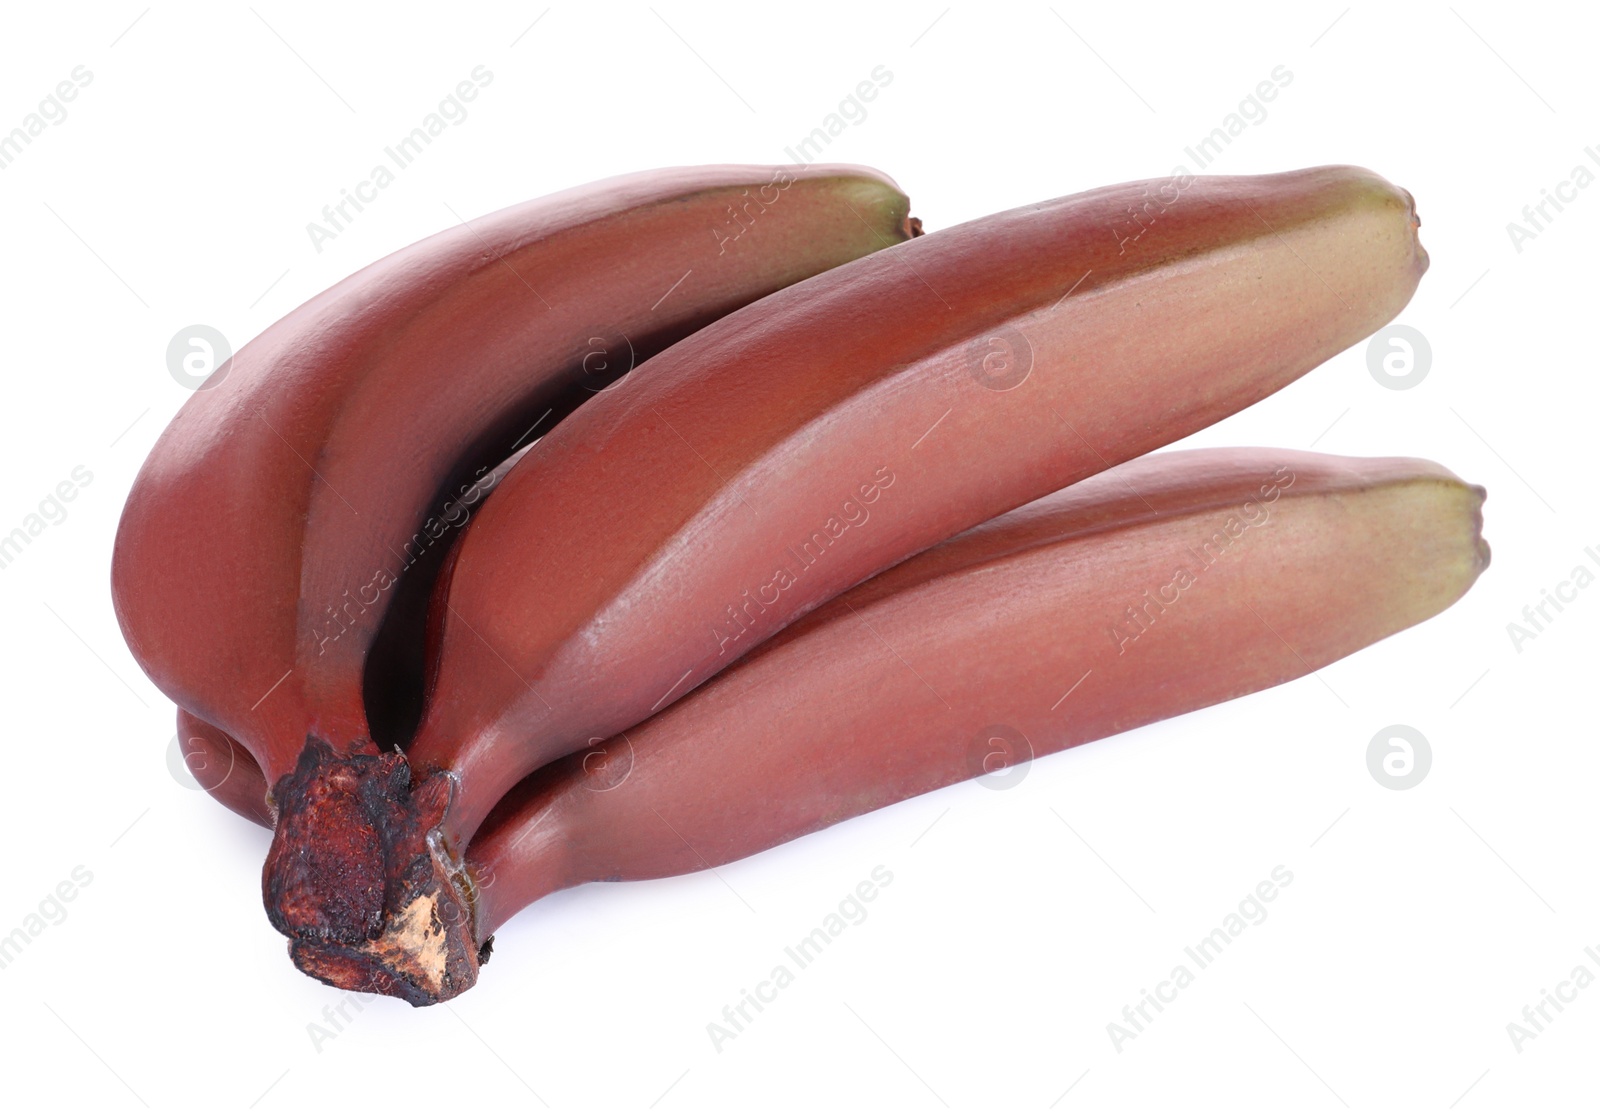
[110,164,918,989]
[169,446,533,828]
[175,709,272,828]
[287,166,1431,1002]
[414,166,1430,849]
[466,448,1487,943]
[111,162,915,817]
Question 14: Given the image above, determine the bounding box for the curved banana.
[110,163,917,938]
[448,449,1484,993]
[287,167,1431,1001]
[175,709,272,828]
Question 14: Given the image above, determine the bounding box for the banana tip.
[1469,484,1491,573]
[1402,187,1420,229]
[1401,186,1429,274]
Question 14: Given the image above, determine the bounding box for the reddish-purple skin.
[115,164,913,786]
[290,167,1429,1003]
[161,166,1433,1003]
[107,165,917,978]
[466,448,1487,942]
[176,709,272,828]
[414,167,1428,851]
[172,447,1487,1003]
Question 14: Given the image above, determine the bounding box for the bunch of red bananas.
[113,164,1487,1005]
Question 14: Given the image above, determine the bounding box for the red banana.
[287,166,1430,1002]
[109,164,916,933]
[175,709,272,828]
[459,448,1486,984]
[172,445,533,826]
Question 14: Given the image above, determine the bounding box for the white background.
[1,2,1595,1113]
